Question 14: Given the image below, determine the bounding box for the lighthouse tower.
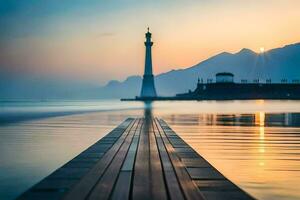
[140,28,157,98]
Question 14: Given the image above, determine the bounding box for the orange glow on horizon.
[1,1,300,83]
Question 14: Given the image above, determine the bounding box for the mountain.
[98,76,142,98]
[1,43,300,100]
[100,43,300,98]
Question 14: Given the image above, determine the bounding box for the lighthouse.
[140,28,157,98]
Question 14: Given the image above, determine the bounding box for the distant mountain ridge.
[1,42,300,100]
[100,42,300,98]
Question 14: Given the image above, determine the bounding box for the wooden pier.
[18,117,254,200]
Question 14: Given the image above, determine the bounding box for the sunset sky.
[1,0,300,84]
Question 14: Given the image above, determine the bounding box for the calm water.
[1,100,300,199]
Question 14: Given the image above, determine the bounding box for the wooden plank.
[62,118,136,200]
[132,117,151,199]
[109,171,132,200]
[121,119,142,172]
[195,180,239,191]
[74,152,104,159]
[174,148,196,153]
[148,117,168,199]
[155,118,205,200]
[187,167,225,180]
[110,119,143,200]
[177,152,200,159]
[121,136,139,171]
[88,119,141,200]
[181,158,211,168]
[132,117,168,200]
[153,119,185,200]
[18,191,65,200]
[201,191,253,200]
[62,161,96,169]
[49,168,90,179]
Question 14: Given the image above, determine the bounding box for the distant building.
[176,72,300,100]
[216,72,234,83]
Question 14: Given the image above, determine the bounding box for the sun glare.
[260,47,265,53]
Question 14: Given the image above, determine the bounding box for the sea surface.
[1,100,300,200]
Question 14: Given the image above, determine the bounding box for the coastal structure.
[140,28,157,98]
[215,72,234,83]
[17,116,254,200]
[177,72,300,100]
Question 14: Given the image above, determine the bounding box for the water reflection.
[256,112,266,167]
[164,113,300,128]
[161,112,300,200]
[255,102,266,164]
[144,101,153,117]
[143,101,153,132]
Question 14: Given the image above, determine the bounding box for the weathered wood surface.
[17,117,254,200]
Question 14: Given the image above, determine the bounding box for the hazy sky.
[1,0,300,84]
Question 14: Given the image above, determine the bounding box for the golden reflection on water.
[161,112,300,200]
[256,112,266,167]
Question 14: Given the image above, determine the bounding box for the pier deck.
[18,117,254,200]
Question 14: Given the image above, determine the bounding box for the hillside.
[100,43,300,98]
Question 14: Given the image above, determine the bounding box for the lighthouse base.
[140,75,157,97]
